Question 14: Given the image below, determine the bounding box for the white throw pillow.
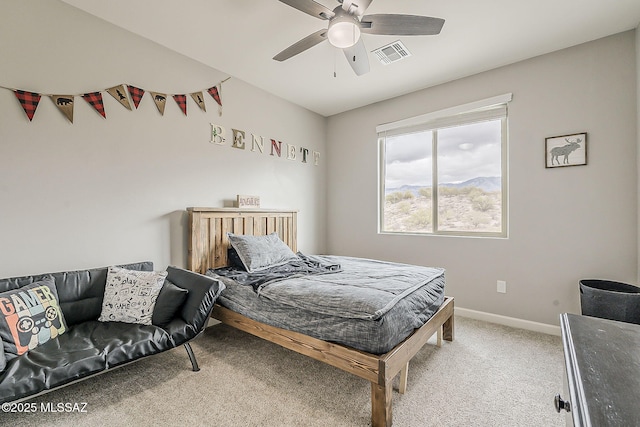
[98,266,167,325]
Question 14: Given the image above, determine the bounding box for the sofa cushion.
[152,280,189,327]
[99,267,167,325]
[0,277,67,360]
[0,261,154,327]
[100,321,173,368]
[0,320,172,403]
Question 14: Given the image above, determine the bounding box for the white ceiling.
[62,0,640,117]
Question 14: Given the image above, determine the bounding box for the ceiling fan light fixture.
[327,15,361,48]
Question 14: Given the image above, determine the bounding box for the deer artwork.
[550,137,582,165]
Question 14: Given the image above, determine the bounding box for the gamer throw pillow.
[0,276,67,360]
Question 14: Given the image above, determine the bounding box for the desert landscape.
[383,182,502,233]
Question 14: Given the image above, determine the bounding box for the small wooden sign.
[237,195,260,208]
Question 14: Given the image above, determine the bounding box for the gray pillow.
[227,232,299,273]
[227,247,246,270]
[152,280,189,327]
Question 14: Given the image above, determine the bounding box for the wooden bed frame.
[187,207,454,427]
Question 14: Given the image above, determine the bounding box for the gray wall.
[637,27,640,284]
[326,31,638,326]
[0,1,327,277]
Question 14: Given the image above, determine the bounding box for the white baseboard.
[455,307,561,336]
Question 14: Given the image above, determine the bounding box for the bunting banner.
[173,94,187,116]
[150,92,167,115]
[106,84,132,110]
[50,95,74,123]
[1,77,228,123]
[14,90,41,121]
[127,85,145,109]
[190,91,206,112]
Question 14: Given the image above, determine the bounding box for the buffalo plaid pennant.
[207,86,222,106]
[82,92,106,118]
[14,90,41,121]
[127,85,145,109]
[173,94,187,116]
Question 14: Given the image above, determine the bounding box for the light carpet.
[0,316,565,426]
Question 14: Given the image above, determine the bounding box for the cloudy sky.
[384,119,502,189]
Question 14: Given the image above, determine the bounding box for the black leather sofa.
[0,261,223,403]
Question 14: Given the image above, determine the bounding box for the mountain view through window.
[382,118,505,236]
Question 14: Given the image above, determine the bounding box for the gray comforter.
[212,254,444,321]
[211,253,341,292]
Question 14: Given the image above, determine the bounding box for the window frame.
[377,94,511,238]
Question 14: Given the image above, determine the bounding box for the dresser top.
[561,313,640,427]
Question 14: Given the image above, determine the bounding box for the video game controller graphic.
[16,306,62,348]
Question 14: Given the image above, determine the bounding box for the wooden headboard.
[187,207,298,274]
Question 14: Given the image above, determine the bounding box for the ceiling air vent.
[372,40,411,65]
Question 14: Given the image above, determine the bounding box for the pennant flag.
[50,95,75,123]
[207,85,221,106]
[14,90,41,121]
[106,84,132,110]
[190,91,206,112]
[82,92,106,118]
[7,79,229,121]
[150,92,166,115]
[173,94,187,116]
[127,85,145,109]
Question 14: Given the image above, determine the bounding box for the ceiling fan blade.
[341,0,373,16]
[273,29,327,61]
[360,14,445,35]
[342,37,370,76]
[278,0,335,20]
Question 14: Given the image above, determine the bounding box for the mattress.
[207,255,445,354]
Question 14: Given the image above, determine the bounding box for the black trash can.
[580,279,640,325]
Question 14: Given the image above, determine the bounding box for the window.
[378,94,510,237]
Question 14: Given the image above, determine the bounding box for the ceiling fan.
[273,0,445,76]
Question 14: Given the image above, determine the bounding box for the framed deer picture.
[545,132,587,168]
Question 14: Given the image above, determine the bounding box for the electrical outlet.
[497,280,507,293]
